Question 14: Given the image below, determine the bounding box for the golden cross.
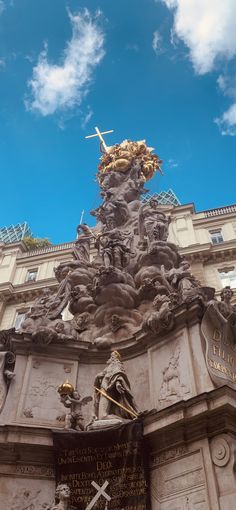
[85,126,114,152]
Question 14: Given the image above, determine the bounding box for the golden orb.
[57,380,75,396]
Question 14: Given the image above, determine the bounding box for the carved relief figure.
[93,351,138,422]
[159,343,190,407]
[139,199,169,248]
[74,223,91,262]
[143,294,175,334]
[167,260,200,301]
[10,488,49,510]
[96,229,134,269]
[206,286,236,344]
[91,193,129,229]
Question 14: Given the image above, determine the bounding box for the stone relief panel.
[16,355,78,426]
[0,477,55,510]
[150,448,210,509]
[148,332,193,410]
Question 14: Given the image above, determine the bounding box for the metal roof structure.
[0,222,32,244]
[142,188,181,206]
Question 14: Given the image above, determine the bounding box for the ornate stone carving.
[91,193,129,229]
[16,138,211,349]
[95,229,134,269]
[167,260,201,301]
[201,286,236,389]
[210,436,231,467]
[139,199,169,249]
[10,488,49,510]
[74,223,91,262]
[23,408,33,418]
[143,294,175,334]
[90,351,138,428]
[0,350,15,413]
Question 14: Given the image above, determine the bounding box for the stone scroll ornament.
[201,286,236,389]
[0,350,15,413]
[19,138,212,349]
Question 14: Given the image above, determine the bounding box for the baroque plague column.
[0,137,236,510]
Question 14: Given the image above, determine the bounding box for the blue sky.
[0,0,236,243]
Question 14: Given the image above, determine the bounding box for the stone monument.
[0,135,236,509]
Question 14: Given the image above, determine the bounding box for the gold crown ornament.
[113,350,121,360]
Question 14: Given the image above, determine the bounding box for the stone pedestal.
[0,301,236,509]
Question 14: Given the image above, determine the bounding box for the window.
[14,311,28,330]
[25,269,38,282]
[209,229,224,245]
[218,267,236,289]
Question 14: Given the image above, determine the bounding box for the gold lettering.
[213,329,221,341]
[96,460,113,471]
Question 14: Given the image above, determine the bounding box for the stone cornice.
[144,385,236,452]
[179,240,236,263]
[0,279,59,303]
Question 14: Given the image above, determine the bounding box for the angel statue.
[57,381,92,431]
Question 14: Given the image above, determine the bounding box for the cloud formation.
[152,31,162,55]
[162,0,236,74]
[26,9,105,116]
[162,0,236,135]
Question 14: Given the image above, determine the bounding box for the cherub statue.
[57,381,92,430]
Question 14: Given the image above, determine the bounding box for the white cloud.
[215,104,236,136]
[161,0,236,135]
[26,9,105,116]
[81,107,93,129]
[162,0,236,74]
[0,1,5,14]
[152,31,162,55]
[217,73,236,99]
